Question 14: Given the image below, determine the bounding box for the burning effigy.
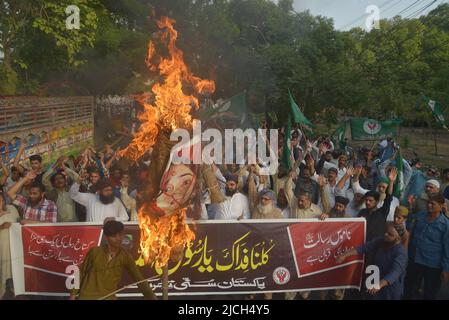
[119,16,216,268]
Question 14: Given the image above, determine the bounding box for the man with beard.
[409,179,449,218]
[69,177,129,222]
[294,167,320,205]
[42,156,79,222]
[337,223,407,300]
[250,189,283,220]
[320,196,350,219]
[277,189,290,219]
[209,173,250,220]
[7,171,57,224]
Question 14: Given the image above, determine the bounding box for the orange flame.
[121,16,215,160]
[121,16,215,268]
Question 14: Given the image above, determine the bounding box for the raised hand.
[317,175,327,188]
[345,166,355,177]
[354,166,362,177]
[25,170,37,181]
[388,167,398,183]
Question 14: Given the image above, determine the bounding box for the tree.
[0,0,99,94]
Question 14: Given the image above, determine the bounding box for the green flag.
[423,96,448,130]
[288,89,313,130]
[199,92,250,127]
[331,122,347,148]
[350,118,401,141]
[281,114,292,172]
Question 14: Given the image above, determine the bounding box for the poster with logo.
[10,219,365,297]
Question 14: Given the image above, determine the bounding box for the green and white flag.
[423,96,448,130]
[199,91,250,127]
[350,118,401,141]
[331,122,347,147]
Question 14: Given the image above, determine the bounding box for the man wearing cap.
[409,179,449,217]
[208,173,250,220]
[69,220,156,300]
[250,188,283,220]
[320,196,351,219]
[69,177,129,222]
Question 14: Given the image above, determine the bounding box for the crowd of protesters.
[1,126,449,300]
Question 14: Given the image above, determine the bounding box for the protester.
[284,170,324,219]
[69,177,129,222]
[42,156,79,222]
[337,223,408,300]
[14,145,45,185]
[7,171,57,224]
[69,220,156,300]
[208,173,250,220]
[404,194,449,300]
[409,179,449,216]
[1,121,448,301]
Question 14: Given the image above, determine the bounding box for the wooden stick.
[97,275,160,300]
[162,265,169,300]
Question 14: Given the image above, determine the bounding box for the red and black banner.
[10,219,365,297]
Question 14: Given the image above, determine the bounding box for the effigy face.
[151,163,196,217]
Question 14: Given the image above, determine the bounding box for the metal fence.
[0,96,93,135]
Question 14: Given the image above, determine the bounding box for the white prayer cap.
[378,140,388,148]
[426,179,440,189]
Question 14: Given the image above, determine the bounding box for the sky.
[291,0,448,30]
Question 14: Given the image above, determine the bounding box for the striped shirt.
[13,194,57,223]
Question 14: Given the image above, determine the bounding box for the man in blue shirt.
[405,194,449,299]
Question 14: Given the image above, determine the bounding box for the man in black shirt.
[358,168,397,265]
